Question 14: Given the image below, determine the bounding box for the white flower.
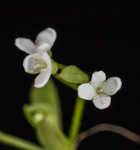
[15,28,57,88]
[78,71,122,110]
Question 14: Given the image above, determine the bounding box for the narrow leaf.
[30,78,62,128]
[36,118,69,150]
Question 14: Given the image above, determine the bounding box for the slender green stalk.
[53,74,78,91]
[0,132,44,150]
[69,98,85,147]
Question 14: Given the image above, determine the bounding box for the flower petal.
[36,28,57,50]
[103,77,122,96]
[34,53,52,88]
[91,71,106,88]
[78,83,96,100]
[34,69,51,88]
[41,52,52,71]
[23,53,47,74]
[15,38,36,54]
[93,94,111,110]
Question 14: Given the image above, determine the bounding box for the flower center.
[29,58,47,74]
[96,87,104,94]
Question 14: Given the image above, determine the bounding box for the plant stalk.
[69,98,85,149]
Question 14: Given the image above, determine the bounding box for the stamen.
[96,87,104,94]
[28,58,47,74]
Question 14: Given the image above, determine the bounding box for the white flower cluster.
[16,28,122,110]
[15,28,57,88]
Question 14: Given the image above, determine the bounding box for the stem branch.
[57,63,66,70]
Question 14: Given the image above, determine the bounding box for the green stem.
[69,98,85,147]
[0,132,44,150]
[53,74,78,91]
[57,63,66,70]
[54,62,87,149]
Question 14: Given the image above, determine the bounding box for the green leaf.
[24,79,69,150]
[59,65,89,84]
[36,118,69,150]
[29,78,62,128]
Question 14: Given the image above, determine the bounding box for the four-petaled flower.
[15,28,57,88]
[78,71,122,110]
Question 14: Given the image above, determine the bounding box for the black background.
[0,8,140,150]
